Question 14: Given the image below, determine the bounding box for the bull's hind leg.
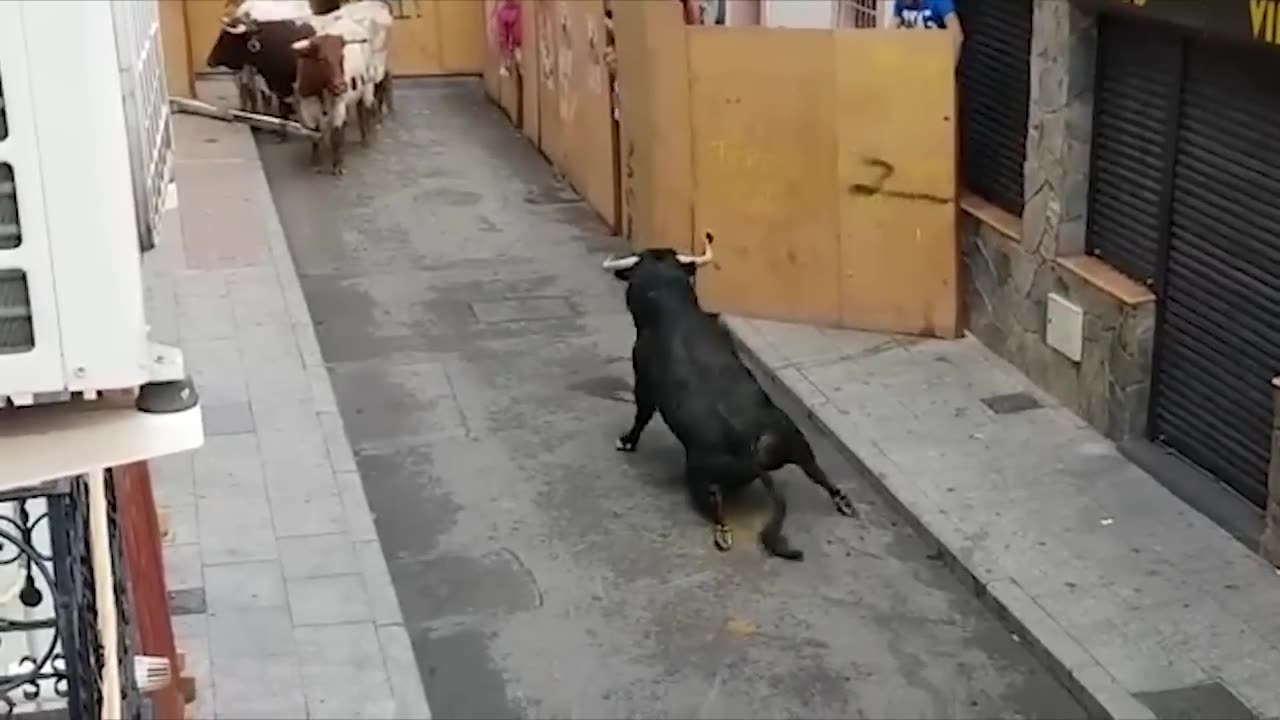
[759,473,804,561]
[794,441,857,518]
[616,374,654,452]
[690,480,733,552]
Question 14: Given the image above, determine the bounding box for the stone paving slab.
[724,316,1280,720]
[145,113,431,719]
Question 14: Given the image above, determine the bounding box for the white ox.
[310,0,394,116]
[292,10,385,175]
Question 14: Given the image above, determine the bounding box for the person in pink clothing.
[491,0,522,77]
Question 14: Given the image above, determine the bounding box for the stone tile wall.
[961,0,1157,443]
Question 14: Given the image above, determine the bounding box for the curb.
[723,317,1155,720]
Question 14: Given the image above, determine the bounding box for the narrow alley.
[257,78,1084,719]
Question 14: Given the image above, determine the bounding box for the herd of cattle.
[206,0,395,174]
[208,2,858,560]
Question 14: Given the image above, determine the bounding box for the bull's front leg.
[616,373,654,452]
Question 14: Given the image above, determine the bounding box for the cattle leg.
[615,376,655,452]
[797,451,857,518]
[310,139,322,172]
[330,124,345,176]
[691,482,733,552]
[381,76,395,115]
[759,473,804,561]
[357,103,370,147]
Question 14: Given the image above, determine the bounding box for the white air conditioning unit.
[0,0,191,411]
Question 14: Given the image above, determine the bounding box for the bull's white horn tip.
[704,230,715,244]
[291,38,312,50]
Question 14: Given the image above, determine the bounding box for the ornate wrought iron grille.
[0,473,144,719]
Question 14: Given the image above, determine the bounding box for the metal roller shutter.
[1084,16,1181,283]
[955,0,1032,215]
[1151,36,1280,507]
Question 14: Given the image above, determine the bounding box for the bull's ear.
[611,268,635,281]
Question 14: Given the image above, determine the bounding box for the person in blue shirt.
[893,0,964,66]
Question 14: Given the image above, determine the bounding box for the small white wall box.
[0,0,195,412]
[1045,292,1085,364]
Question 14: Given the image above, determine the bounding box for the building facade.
[956,0,1280,561]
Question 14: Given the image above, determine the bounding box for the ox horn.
[675,231,715,266]
[221,16,250,33]
[601,254,641,271]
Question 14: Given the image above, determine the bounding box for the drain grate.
[167,588,208,616]
[980,391,1043,415]
[1134,681,1257,720]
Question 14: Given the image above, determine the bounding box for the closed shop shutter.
[955,0,1032,215]
[1150,36,1280,507]
[1083,16,1180,283]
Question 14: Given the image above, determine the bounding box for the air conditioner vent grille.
[0,164,19,250]
[0,270,34,354]
[0,62,7,141]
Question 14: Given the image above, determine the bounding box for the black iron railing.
[0,474,143,719]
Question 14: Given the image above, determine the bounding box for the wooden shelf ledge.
[0,397,204,492]
[959,190,1021,242]
[1055,255,1156,307]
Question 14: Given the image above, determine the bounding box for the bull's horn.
[291,38,313,51]
[601,254,641,271]
[222,16,249,33]
[675,231,715,266]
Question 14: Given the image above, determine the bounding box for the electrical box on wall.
[1045,292,1084,363]
[0,0,187,408]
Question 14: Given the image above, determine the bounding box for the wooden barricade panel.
[387,2,446,75]
[437,0,486,74]
[834,30,958,337]
[612,0,692,253]
[184,0,229,74]
[689,28,841,326]
[483,0,502,100]
[566,0,618,230]
[536,1,567,170]
[521,0,541,142]
[160,0,194,97]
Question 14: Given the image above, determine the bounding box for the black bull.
[604,234,858,561]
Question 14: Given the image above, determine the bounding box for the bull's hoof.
[832,491,857,518]
[330,166,345,177]
[615,436,637,452]
[762,534,804,561]
[713,524,733,552]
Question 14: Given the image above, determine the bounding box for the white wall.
[761,0,833,28]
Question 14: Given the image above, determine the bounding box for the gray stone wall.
[961,0,1156,442]
[1262,386,1280,565]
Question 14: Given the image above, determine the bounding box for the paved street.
[257,78,1084,719]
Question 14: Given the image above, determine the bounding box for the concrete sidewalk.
[725,317,1280,720]
[143,112,431,718]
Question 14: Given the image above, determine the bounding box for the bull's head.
[206,15,262,70]
[602,232,716,281]
[292,34,349,97]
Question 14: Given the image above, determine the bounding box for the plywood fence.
[460,0,964,337]
[481,0,620,232]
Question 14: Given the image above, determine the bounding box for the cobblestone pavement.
[255,77,1085,719]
